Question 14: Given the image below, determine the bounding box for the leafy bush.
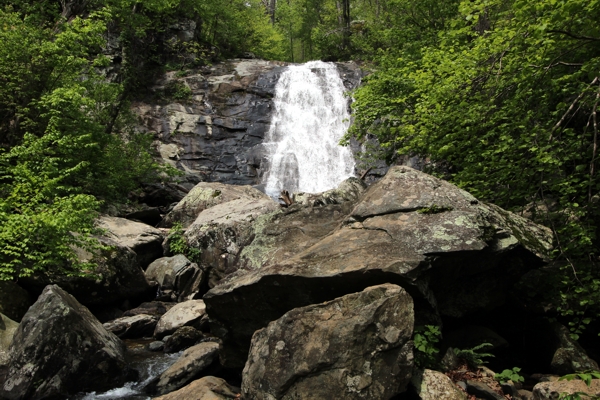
[495,367,524,384]
[167,223,202,263]
[453,343,494,368]
[413,325,441,368]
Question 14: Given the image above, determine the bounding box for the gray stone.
[103,314,158,338]
[183,196,279,286]
[149,341,165,352]
[97,216,165,268]
[241,284,414,400]
[466,380,505,400]
[204,166,553,368]
[123,301,175,317]
[0,313,18,367]
[550,322,599,375]
[145,255,206,301]
[155,342,220,395]
[160,182,271,228]
[154,376,239,400]
[154,299,207,339]
[163,326,203,353]
[533,380,600,399]
[411,369,467,400]
[0,285,128,399]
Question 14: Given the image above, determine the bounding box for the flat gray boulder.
[241,284,414,399]
[154,376,239,400]
[103,314,158,338]
[97,215,164,268]
[204,166,554,368]
[1,285,128,399]
[155,341,220,395]
[160,182,271,228]
[154,299,207,339]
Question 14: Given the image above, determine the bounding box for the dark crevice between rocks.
[349,207,425,223]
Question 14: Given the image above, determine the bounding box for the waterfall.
[262,61,355,197]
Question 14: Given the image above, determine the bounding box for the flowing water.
[75,340,182,400]
[262,61,355,197]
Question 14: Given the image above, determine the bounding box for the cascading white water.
[262,61,355,197]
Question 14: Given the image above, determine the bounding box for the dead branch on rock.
[279,190,294,207]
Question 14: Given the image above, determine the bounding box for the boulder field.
[1,166,598,399]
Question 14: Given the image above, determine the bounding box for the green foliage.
[413,325,441,368]
[558,370,600,399]
[349,0,600,335]
[495,367,525,384]
[164,81,192,101]
[453,343,494,368]
[168,222,202,263]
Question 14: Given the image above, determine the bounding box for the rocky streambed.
[1,166,599,399]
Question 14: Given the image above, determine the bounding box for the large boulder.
[20,236,152,307]
[160,182,272,228]
[204,166,553,368]
[155,341,220,395]
[238,178,366,272]
[123,301,176,317]
[154,299,208,339]
[182,196,279,287]
[0,282,32,322]
[97,216,165,268]
[154,376,240,400]
[241,284,414,400]
[0,313,18,367]
[145,255,206,302]
[0,285,129,399]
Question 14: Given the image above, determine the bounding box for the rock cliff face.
[133,59,363,187]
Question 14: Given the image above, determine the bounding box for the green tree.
[349,0,600,334]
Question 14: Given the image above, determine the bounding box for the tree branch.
[548,30,600,42]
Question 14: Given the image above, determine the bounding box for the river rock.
[241,284,414,400]
[533,379,600,399]
[123,301,175,317]
[204,166,553,368]
[97,216,164,268]
[0,282,32,322]
[0,313,18,367]
[411,369,467,400]
[145,255,206,301]
[155,341,220,395]
[154,376,239,400]
[293,177,367,206]
[549,322,599,374]
[182,196,279,286]
[160,182,271,228]
[163,326,204,353]
[154,299,207,339]
[103,314,158,338]
[0,285,128,399]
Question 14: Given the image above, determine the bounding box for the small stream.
[74,340,182,400]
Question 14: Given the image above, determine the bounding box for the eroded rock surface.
[242,284,414,400]
[103,314,158,339]
[97,216,165,268]
[145,255,206,302]
[154,299,207,339]
[204,166,553,368]
[411,369,467,400]
[154,376,239,400]
[161,182,270,228]
[155,341,220,395]
[1,285,128,399]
